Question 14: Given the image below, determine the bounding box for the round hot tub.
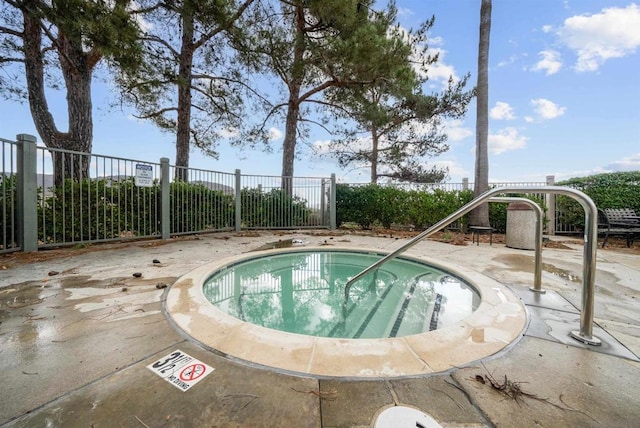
[166,247,526,378]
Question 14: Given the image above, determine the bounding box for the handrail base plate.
[570,330,602,346]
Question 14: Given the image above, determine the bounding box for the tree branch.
[134,106,178,120]
[0,25,23,37]
[193,0,256,50]
[0,57,24,63]
[142,35,180,58]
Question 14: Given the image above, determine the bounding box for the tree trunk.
[470,0,491,227]
[370,126,379,184]
[22,10,95,186]
[282,96,299,195]
[281,0,306,195]
[175,8,195,182]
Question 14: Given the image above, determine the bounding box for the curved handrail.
[342,186,601,346]
[489,197,544,293]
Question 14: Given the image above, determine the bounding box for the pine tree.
[0,0,142,184]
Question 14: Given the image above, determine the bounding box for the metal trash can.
[506,202,536,250]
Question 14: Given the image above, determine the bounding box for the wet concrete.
[1,231,639,427]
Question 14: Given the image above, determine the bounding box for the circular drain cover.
[374,406,442,428]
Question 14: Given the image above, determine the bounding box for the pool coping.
[165,246,528,378]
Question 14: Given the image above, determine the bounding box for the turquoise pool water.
[202,250,480,339]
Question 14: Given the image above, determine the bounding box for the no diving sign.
[147,350,214,391]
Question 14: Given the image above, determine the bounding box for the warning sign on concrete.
[147,350,214,391]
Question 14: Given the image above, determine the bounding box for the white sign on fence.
[135,164,154,187]
[147,350,214,392]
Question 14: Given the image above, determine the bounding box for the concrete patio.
[1,230,638,427]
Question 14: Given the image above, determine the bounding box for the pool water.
[203,251,480,339]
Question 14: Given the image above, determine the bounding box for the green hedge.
[40,178,133,242]
[487,193,546,233]
[170,181,234,232]
[0,175,17,248]
[240,187,311,228]
[1,177,311,246]
[557,171,640,229]
[405,188,474,229]
[5,171,637,247]
[335,184,551,232]
[336,184,477,230]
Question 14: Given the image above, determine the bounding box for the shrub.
[557,171,640,229]
[335,184,378,229]
[488,193,546,233]
[336,184,475,230]
[170,181,234,232]
[0,175,17,248]
[405,189,473,229]
[39,178,129,243]
[240,187,310,228]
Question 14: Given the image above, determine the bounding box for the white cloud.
[219,127,240,138]
[488,127,528,155]
[497,54,519,68]
[396,7,414,18]
[312,139,333,155]
[431,160,468,180]
[393,26,460,87]
[541,25,554,33]
[443,119,473,142]
[557,4,640,72]
[129,1,154,33]
[604,152,640,171]
[422,48,459,84]
[531,98,566,120]
[313,137,375,156]
[550,154,640,181]
[531,50,562,75]
[268,127,283,141]
[429,36,445,46]
[490,102,516,120]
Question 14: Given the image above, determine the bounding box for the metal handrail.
[488,197,544,293]
[343,186,601,346]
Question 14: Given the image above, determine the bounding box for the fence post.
[320,179,327,227]
[160,157,170,239]
[546,175,556,235]
[462,177,469,191]
[16,134,38,252]
[330,173,336,230]
[235,169,241,232]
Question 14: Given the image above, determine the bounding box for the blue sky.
[1,0,639,184]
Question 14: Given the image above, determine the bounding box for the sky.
[1,0,639,184]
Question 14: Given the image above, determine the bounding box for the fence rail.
[34,145,164,248]
[2,133,587,254]
[1,135,335,254]
[1,137,19,253]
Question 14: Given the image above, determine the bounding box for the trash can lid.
[507,202,533,210]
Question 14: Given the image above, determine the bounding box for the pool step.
[351,280,406,338]
[349,274,444,338]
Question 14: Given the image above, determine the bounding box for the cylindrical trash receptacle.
[506,202,536,250]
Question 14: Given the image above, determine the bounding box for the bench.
[598,208,640,248]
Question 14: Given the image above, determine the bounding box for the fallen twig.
[134,415,150,428]
[222,394,259,412]
[290,387,337,401]
[473,364,600,423]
